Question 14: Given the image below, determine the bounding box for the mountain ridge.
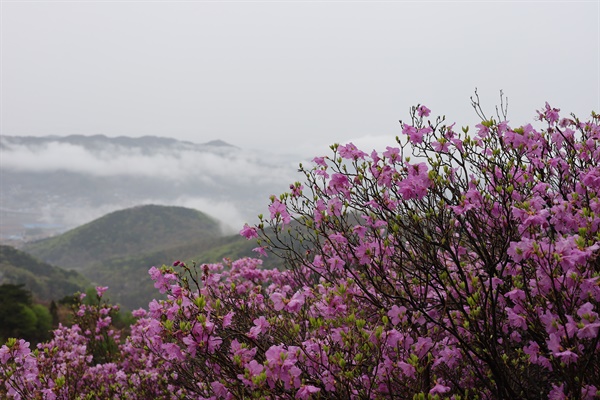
[1,134,237,150]
[23,204,222,271]
[1,134,292,243]
[22,205,262,309]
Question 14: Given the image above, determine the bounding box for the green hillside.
[21,205,267,310]
[0,245,89,302]
[24,205,222,271]
[82,234,260,310]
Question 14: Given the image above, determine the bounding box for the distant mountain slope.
[0,245,89,302]
[21,205,268,310]
[24,205,222,271]
[1,134,295,244]
[82,234,261,310]
[1,134,237,153]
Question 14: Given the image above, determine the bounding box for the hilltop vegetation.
[80,234,261,310]
[24,205,222,271]
[0,246,93,344]
[0,245,89,302]
[0,284,54,344]
[23,205,261,309]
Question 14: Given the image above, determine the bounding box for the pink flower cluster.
[2,101,600,399]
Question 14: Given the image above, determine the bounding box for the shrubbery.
[0,284,53,344]
[2,98,600,399]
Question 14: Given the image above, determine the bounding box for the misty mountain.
[1,134,237,154]
[23,205,262,310]
[1,134,298,243]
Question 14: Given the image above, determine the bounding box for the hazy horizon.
[2,1,598,157]
[2,0,599,238]
[1,134,301,235]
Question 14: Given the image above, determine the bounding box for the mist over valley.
[1,134,301,244]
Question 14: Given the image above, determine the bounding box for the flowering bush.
[2,97,600,399]
[0,288,183,399]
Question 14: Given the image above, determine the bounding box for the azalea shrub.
[0,287,186,399]
[2,97,600,399]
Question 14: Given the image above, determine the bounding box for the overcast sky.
[1,0,599,157]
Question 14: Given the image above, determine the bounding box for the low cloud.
[1,138,298,235]
[1,141,296,186]
[167,196,248,234]
[39,197,248,235]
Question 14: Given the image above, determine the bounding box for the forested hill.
[0,245,89,302]
[22,205,262,310]
[24,205,222,271]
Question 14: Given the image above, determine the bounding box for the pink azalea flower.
[131,308,147,318]
[296,385,320,399]
[327,197,343,216]
[432,139,450,153]
[577,322,600,339]
[252,246,268,257]
[240,223,258,239]
[286,291,305,313]
[555,350,578,364]
[430,381,451,395]
[211,381,229,397]
[417,105,431,117]
[312,156,327,167]
[549,384,566,400]
[248,316,271,338]
[328,232,347,245]
[290,183,304,197]
[387,305,407,326]
[538,102,560,124]
[95,286,109,297]
[270,292,286,311]
[383,146,400,161]
[161,343,184,361]
[475,123,490,138]
[403,125,422,144]
[329,173,350,196]
[222,311,235,328]
[581,385,598,400]
[338,142,368,160]
[326,255,345,273]
[269,199,291,225]
[0,344,12,364]
[247,359,264,375]
[505,307,528,330]
[398,361,416,378]
[414,336,433,358]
